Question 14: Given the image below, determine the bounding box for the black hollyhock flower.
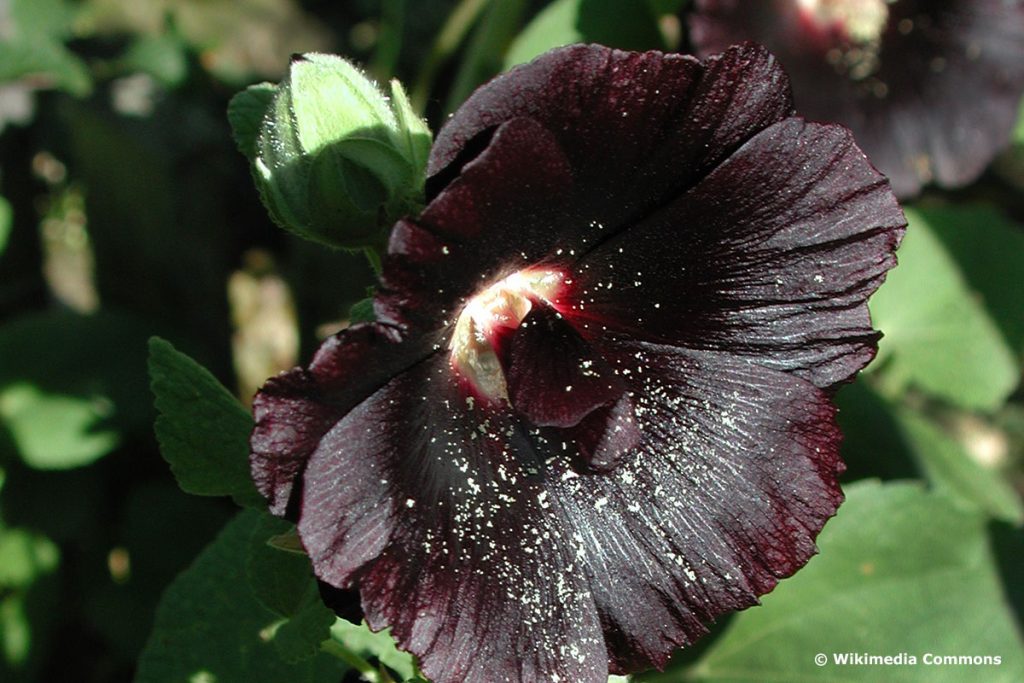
[690,0,1024,198]
[251,44,905,683]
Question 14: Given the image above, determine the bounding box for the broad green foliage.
[920,205,1024,356]
[245,515,337,663]
[893,405,1023,524]
[0,311,151,469]
[838,382,1023,524]
[643,481,1024,682]
[138,508,428,681]
[870,208,1020,411]
[505,0,663,69]
[147,337,263,507]
[136,510,347,683]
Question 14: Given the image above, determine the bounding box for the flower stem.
[320,636,380,681]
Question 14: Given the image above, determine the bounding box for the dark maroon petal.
[563,394,641,473]
[428,43,793,229]
[505,303,625,430]
[382,43,799,333]
[250,323,418,515]
[296,341,841,679]
[317,580,363,624]
[377,116,574,330]
[567,117,905,390]
[298,355,609,682]
[550,341,843,672]
[691,0,1024,197]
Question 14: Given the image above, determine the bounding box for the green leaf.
[246,515,319,618]
[0,196,11,258]
[869,208,1019,410]
[505,0,582,68]
[246,510,335,663]
[0,384,118,469]
[9,0,76,39]
[0,528,59,590]
[148,337,263,507]
[444,0,530,114]
[0,38,92,97]
[330,620,418,682]
[918,205,1024,356]
[648,481,1024,682]
[505,0,663,69]
[0,526,60,676]
[838,380,1022,523]
[893,405,1024,524]
[348,297,376,324]
[123,34,189,88]
[0,310,152,469]
[136,510,346,683]
[0,0,89,96]
[228,83,277,161]
[273,601,337,664]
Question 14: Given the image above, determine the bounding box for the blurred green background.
[1,1,1022,681]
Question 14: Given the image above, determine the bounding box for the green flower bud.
[237,53,432,250]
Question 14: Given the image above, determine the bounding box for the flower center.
[449,268,565,401]
[798,0,891,44]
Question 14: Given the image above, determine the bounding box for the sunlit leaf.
[148,337,263,507]
[0,38,92,97]
[0,526,59,677]
[0,528,59,590]
[0,384,118,469]
[643,481,1024,681]
[0,310,152,469]
[870,208,1019,410]
[505,0,663,69]
[8,0,76,38]
[330,619,418,682]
